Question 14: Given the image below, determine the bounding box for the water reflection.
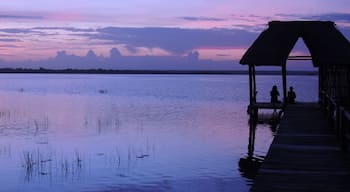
[0,77,252,191]
[0,144,11,158]
[0,74,317,191]
[258,110,283,133]
[239,110,281,181]
[238,156,263,180]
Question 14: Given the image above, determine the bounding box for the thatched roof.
[240,21,350,67]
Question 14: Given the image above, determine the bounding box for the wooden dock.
[251,103,350,192]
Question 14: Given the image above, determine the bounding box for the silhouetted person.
[270,85,280,103]
[287,86,296,104]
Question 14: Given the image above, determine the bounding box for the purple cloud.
[0,47,243,71]
[302,13,350,24]
[0,38,21,42]
[231,24,267,32]
[0,14,43,20]
[216,54,230,57]
[92,27,257,54]
[0,28,34,34]
[0,44,23,48]
[275,13,350,23]
[124,44,139,54]
[32,27,95,32]
[180,16,226,21]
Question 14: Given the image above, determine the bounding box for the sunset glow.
[0,0,349,69]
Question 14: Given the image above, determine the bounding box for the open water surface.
[0,74,318,192]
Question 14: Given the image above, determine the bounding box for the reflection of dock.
[250,102,284,110]
[251,103,350,191]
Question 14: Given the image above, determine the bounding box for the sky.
[0,0,350,70]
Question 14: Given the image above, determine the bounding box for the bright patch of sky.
[0,0,349,67]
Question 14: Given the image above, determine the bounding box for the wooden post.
[248,64,258,119]
[248,64,257,157]
[248,122,256,158]
[249,65,253,105]
[252,65,258,121]
[282,63,287,106]
[252,65,257,103]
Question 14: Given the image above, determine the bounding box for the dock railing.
[320,90,350,150]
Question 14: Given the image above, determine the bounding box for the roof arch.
[240,21,350,67]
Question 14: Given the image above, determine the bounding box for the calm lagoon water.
[0,74,318,192]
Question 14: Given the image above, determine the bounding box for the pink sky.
[0,0,350,62]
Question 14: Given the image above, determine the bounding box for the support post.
[282,63,287,106]
[249,65,253,105]
[252,65,257,103]
[248,64,257,157]
[248,122,256,158]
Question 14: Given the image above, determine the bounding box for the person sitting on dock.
[270,85,280,103]
[287,86,296,104]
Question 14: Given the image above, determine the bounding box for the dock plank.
[251,103,350,192]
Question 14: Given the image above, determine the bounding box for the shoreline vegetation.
[0,68,318,76]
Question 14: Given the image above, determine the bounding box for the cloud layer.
[93,27,257,54]
[0,14,43,20]
[0,11,350,64]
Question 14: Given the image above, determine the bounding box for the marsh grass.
[21,149,84,182]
